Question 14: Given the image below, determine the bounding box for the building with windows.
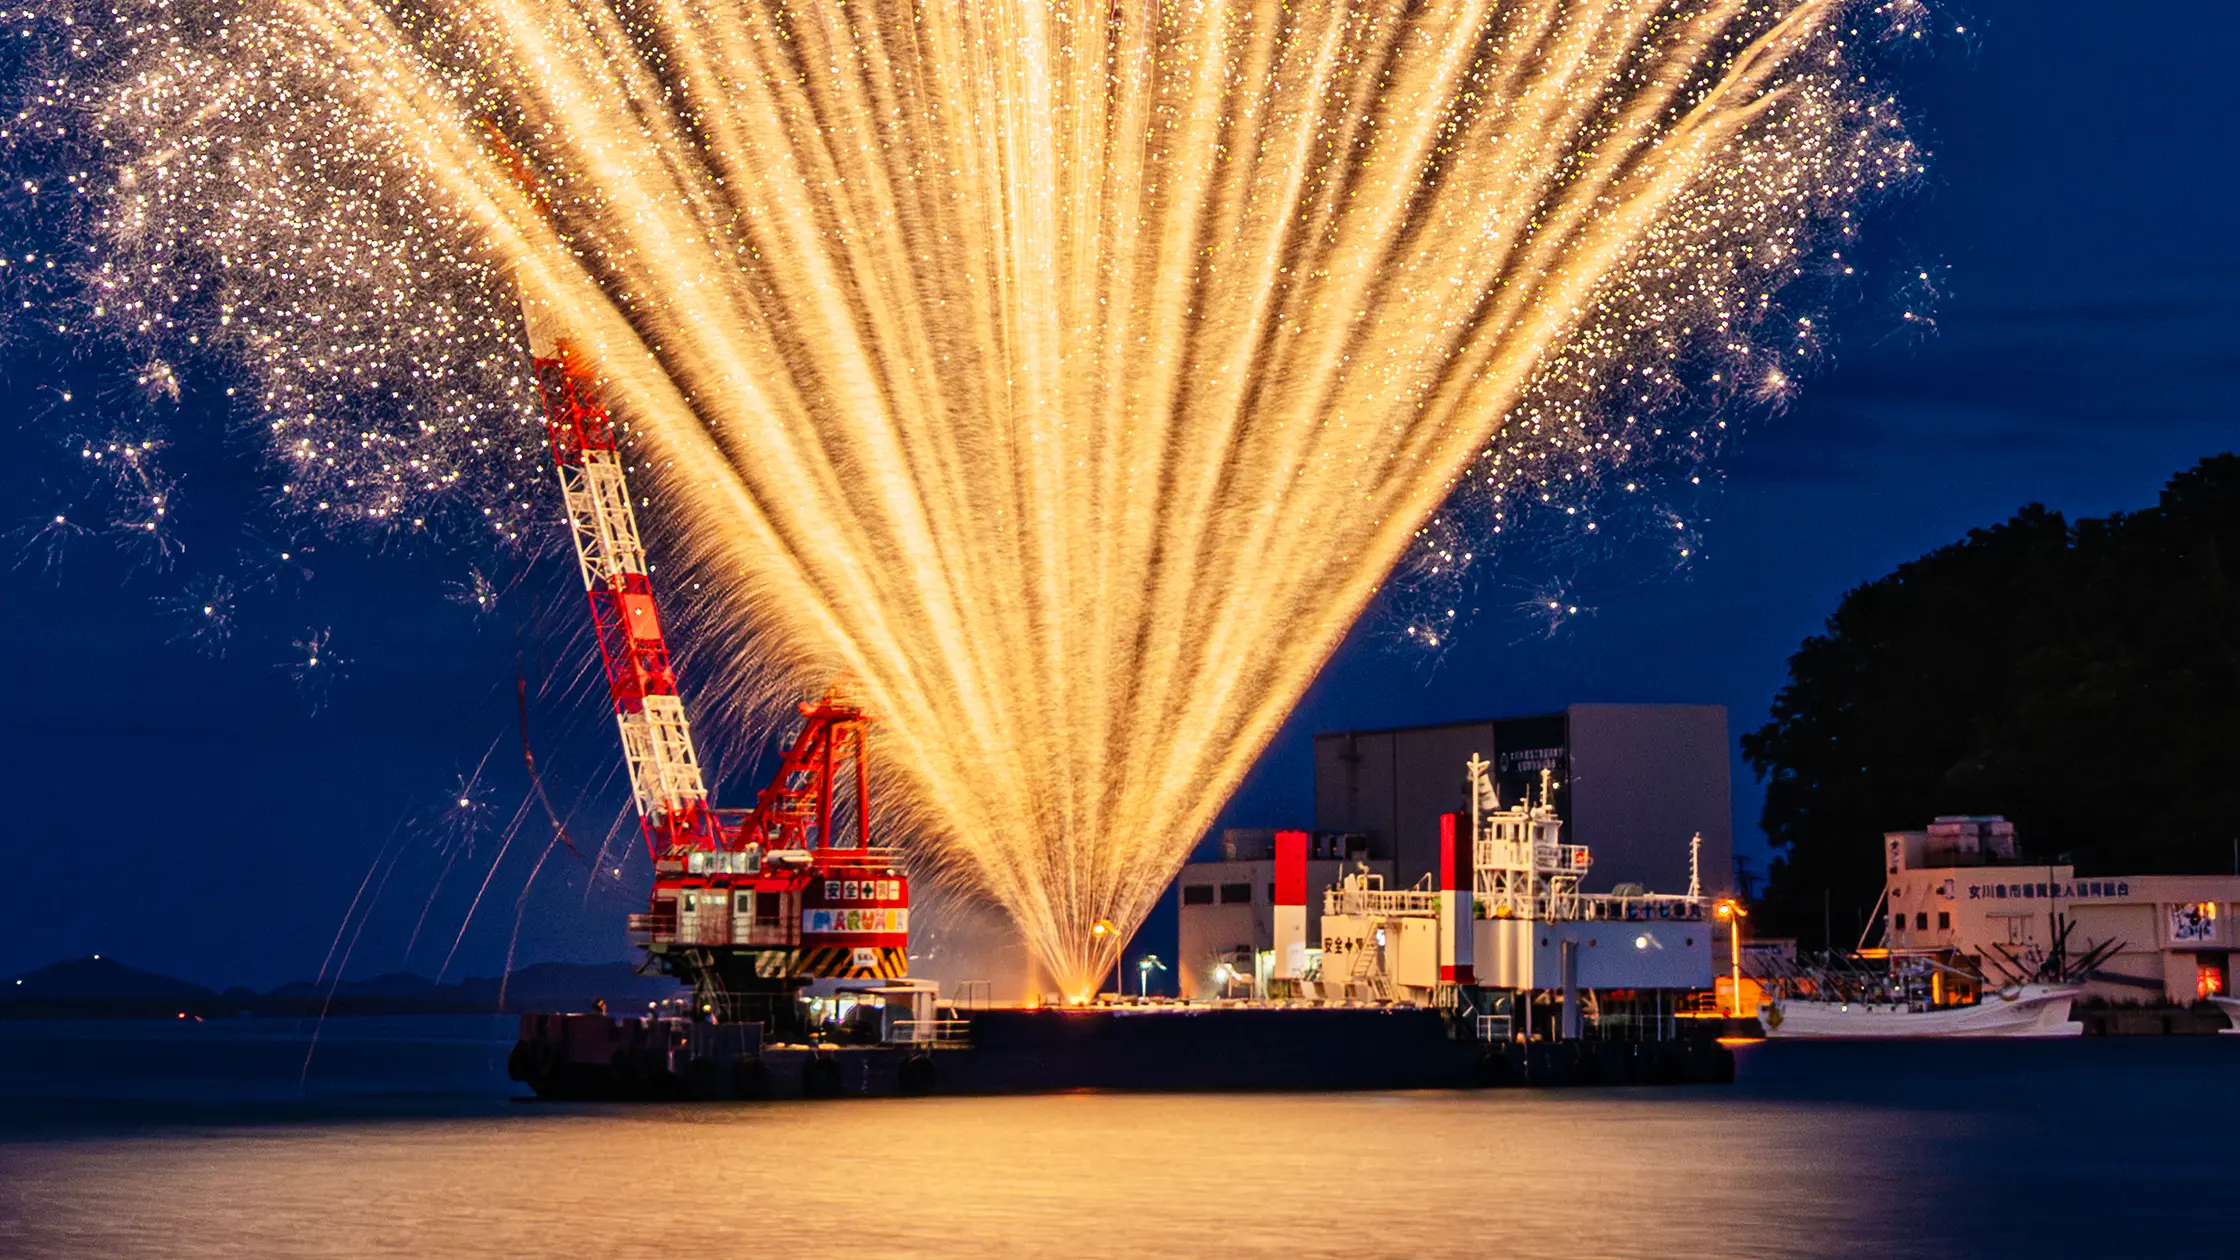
[1173,704,1732,999]
[1176,830,1394,998]
[1879,816,2238,1003]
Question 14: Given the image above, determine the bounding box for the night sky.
[4,0,2234,989]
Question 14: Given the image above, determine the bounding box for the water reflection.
[0,1032,2232,1259]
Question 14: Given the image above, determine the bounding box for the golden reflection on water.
[0,1089,1921,1259]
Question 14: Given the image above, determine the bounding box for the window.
[1937,911,1950,931]
[1182,885,1214,906]
[1916,912,1928,931]
[755,891,783,924]
[1219,882,1253,904]
[1892,913,1905,936]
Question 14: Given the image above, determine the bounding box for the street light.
[1090,919,1116,999]
[1715,899,1748,1017]
[1138,954,1167,998]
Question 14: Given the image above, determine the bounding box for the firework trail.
[38,0,1917,994]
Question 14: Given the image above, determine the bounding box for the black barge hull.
[509,1007,1735,1099]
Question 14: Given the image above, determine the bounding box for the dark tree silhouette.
[1743,455,2240,947]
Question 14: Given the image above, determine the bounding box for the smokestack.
[1272,829,1309,981]
[1439,812,1475,985]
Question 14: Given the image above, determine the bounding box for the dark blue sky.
[4,0,2235,988]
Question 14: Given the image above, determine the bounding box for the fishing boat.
[1759,981,2080,1037]
[1753,947,2083,1038]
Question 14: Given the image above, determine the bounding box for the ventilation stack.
[1272,830,1310,990]
[1439,812,1475,986]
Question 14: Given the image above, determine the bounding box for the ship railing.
[891,1019,972,1049]
[1323,887,1443,917]
[1476,1014,1513,1043]
[1474,839,1594,877]
[1572,894,1706,923]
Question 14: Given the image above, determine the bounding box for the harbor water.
[0,1018,2233,1258]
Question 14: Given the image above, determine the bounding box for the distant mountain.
[461,960,679,1008]
[262,971,443,1001]
[6,956,215,1001]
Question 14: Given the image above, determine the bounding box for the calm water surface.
[0,1019,2232,1258]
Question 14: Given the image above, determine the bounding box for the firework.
[281,626,346,712]
[8,512,91,575]
[156,573,239,656]
[442,565,500,620]
[40,0,1916,994]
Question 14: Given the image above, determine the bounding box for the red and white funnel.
[1439,812,1475,985]
[1272,829,1309,981]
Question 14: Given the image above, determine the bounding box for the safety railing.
[1574,895,1706,922]
[1323,886,1442,917]
[891,1019,973,1048]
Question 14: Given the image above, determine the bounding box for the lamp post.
[1715,899,1748,1018]
[1090,919,1116,1000]
[1138,954,1166,998]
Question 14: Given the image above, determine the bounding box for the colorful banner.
[2170,902,2219,943]
[802,907,909,936]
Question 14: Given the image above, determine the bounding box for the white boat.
[2211,996,2240,1035]
[1759,983,2081,1038]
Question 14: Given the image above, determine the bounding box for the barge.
[509,1003,1737,1100]
[510,760,1736,1101]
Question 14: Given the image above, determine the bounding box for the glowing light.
[44,0,1911,995]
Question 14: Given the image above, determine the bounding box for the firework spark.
[281,626,346,713]
[442,565,500,620]
[38,0,1916,994]
[433,766,497,859]
[9,512,91,576]
[1517,580,1596,643]
[156,573,239,656]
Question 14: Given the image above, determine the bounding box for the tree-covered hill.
[1744,454,2240,946]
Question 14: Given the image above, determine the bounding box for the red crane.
[519,303,909,1024]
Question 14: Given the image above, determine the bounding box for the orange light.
[1714,899,1749,1015]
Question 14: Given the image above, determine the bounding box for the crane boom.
[523,312,714,860]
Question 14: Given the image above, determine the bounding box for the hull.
[2212,996,2240,1035]
[1759,985,2080,1038]
[509,1006,1736,1099]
